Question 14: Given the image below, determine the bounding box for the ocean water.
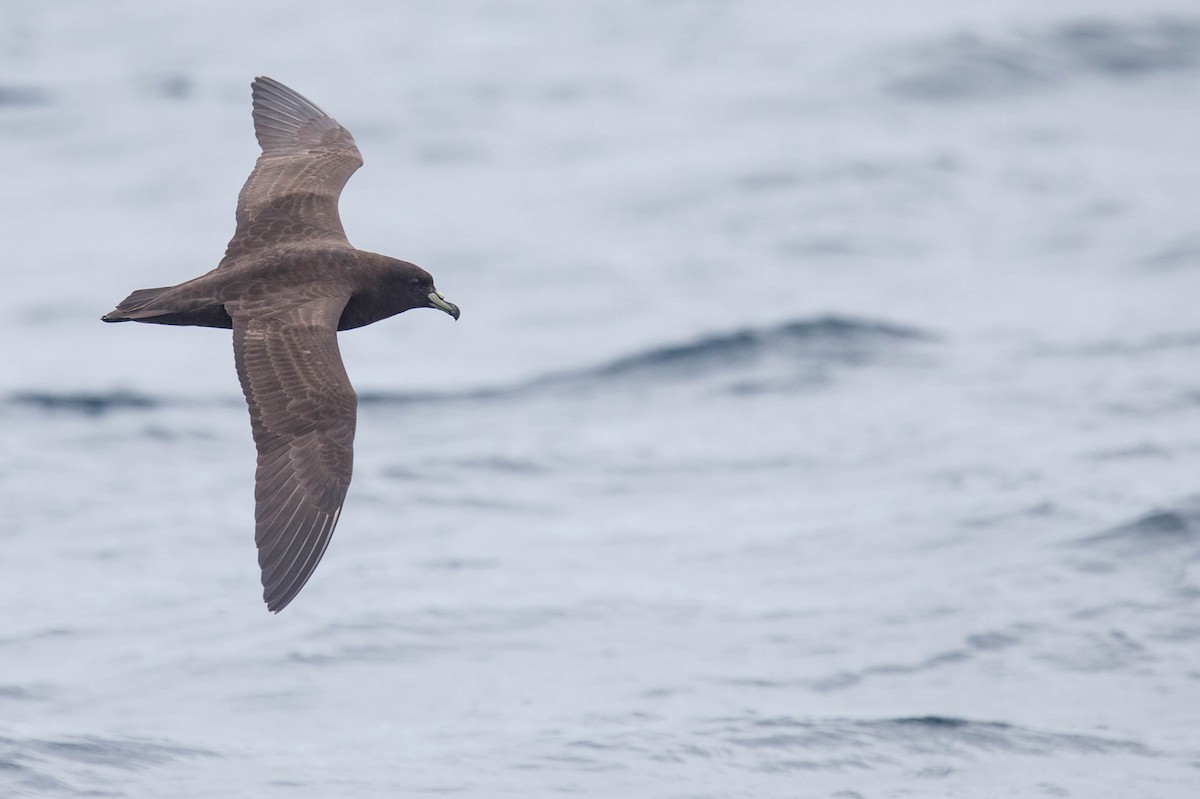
[3,1,1200,796]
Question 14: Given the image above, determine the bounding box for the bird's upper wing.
[221,77,364,266]
[228,293,357,612]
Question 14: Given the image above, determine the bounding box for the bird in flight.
[103,77,460,612]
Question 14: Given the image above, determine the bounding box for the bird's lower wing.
[229,295,356,612]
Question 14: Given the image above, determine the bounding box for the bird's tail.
[102,287,174,322]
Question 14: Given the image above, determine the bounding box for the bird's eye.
[409,278,421,287]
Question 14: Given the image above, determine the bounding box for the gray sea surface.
[3,1,1200,796]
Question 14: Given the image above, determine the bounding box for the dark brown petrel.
[103,77,460,612]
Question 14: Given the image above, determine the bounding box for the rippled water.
[3,2,1200,797]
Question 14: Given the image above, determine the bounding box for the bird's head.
[395,262,460,320]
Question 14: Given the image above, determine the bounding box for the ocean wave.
[1074,498,1200,557]
[589,316,929,380]
[364,314,934,403]
[1066,499,1200,599]
[7,389,163,415]
[4,316,934,415]
[710,715,1151,759]
[0,734,215,796]
[885,17,1200,102]
[536,714,1154,775]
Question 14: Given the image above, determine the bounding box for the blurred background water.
[2,1,1200,796]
